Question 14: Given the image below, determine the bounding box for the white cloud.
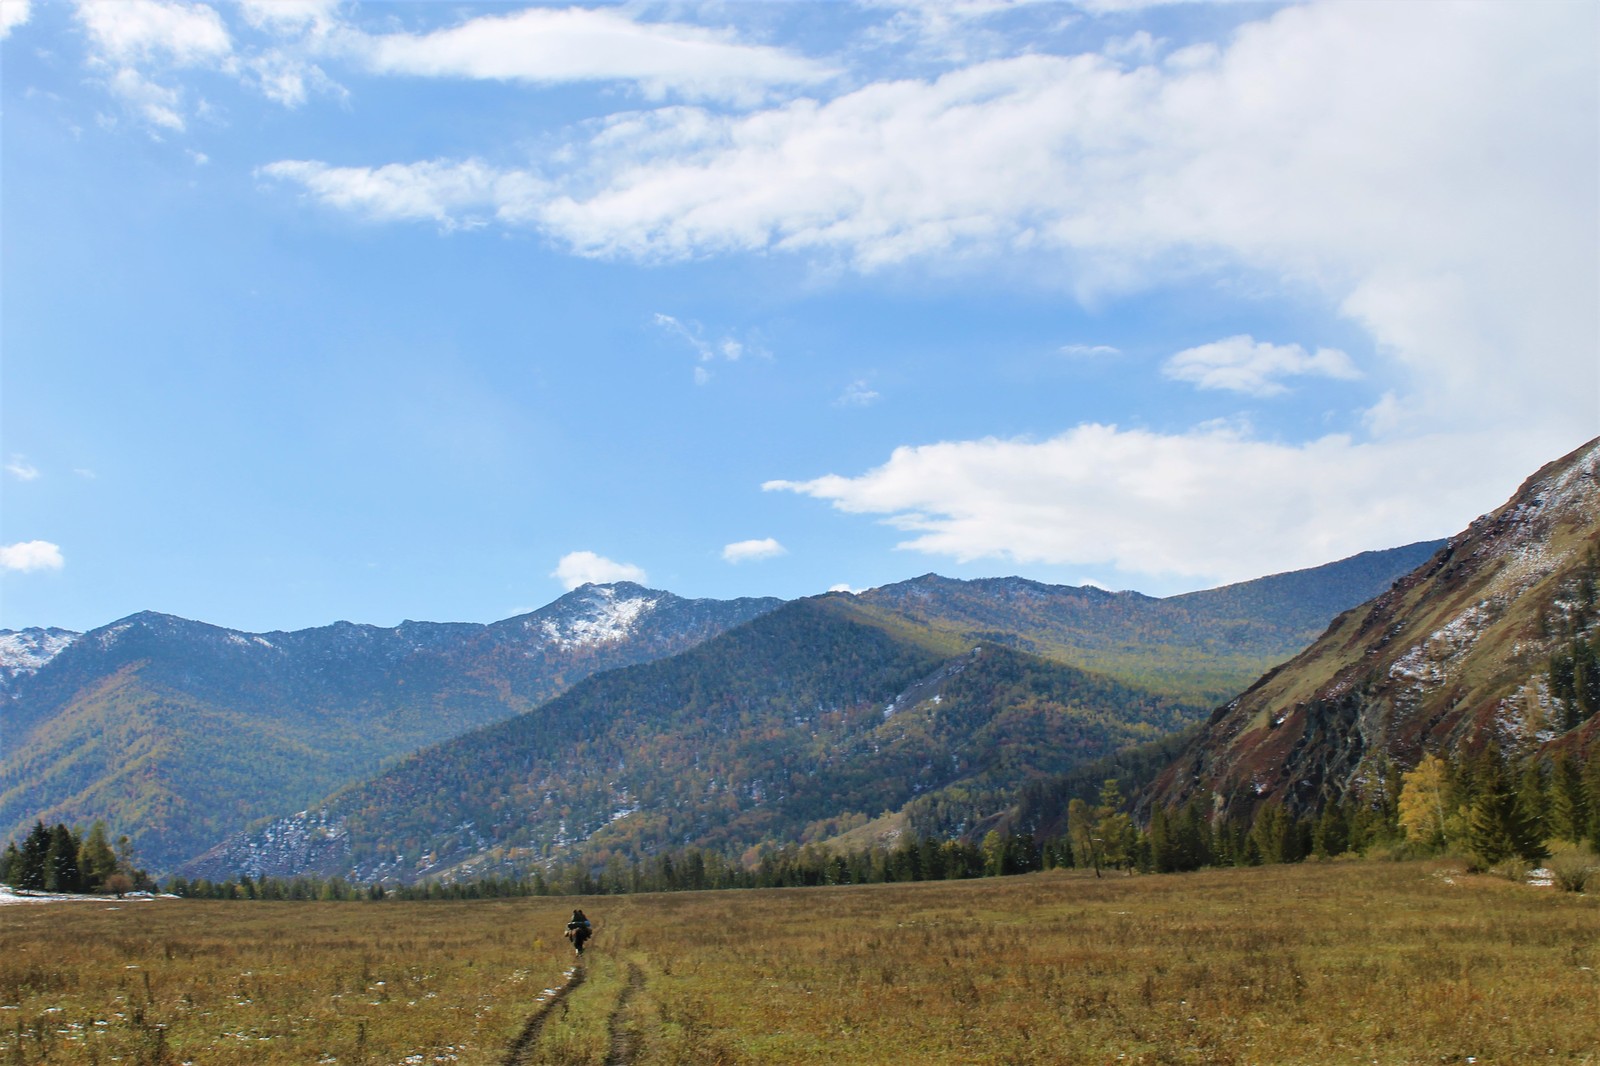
[256,0,1596,575]
[1060,343,1120,358]
[271,1,1588,440]
[5,455,40,481]
[1164,335,1360,398]
[356,6,835,104]
[73,0,231,131]
[551,550,647,590]
[835,380,881,407]
[75,0,231,66]
[0,0,32,40]
[72,0,343,125]
[0,540,64,573]
[764,423,1571,590]
[722,538,787,564]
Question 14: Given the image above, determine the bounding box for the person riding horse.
[564,909,593,956]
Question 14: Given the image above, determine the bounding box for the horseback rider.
[564,909,593,955]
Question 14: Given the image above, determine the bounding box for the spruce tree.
[1313,800,1350,857]
[1585,749,1600,848]
[1465,750,1547,868]
[1148,804,1175,873]
[1178,798,1214,871]
[1549,752,1590,844]
[1514,759,1550,843]
[17,821,52,891]
[45,824,83,893]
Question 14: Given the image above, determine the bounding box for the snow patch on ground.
[0,886,167,906]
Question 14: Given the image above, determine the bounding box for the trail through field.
[501,963,584,1066]
[602,962,646,1066]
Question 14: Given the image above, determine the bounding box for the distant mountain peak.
[0,627,80,694]
[520,582,669,649]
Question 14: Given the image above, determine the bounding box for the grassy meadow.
[2,860,1596,1065]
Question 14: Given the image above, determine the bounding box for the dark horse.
[564,909,592,955]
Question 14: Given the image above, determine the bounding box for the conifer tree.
[1549,752,1590,844]
[1465,750,1546,868]
[45,824,82,893]
[78,821,118,892]
[1148,803,1175,873]
[1177,798,1214,871]
[1313,800,1350,857]
[1250,804,1293,864]
[17,821,52,891]
[1585,750,1600,848]
[1515,759,1550,842]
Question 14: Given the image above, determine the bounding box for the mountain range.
[2,537,1448,879]
[179,542,1435,882]
[0,585,781,872]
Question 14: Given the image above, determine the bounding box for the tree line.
[0,820,154,896]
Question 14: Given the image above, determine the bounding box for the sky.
[1,0,1596,635]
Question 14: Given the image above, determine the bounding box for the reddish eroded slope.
[1150,436,1600,820]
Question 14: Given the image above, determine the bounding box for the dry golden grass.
[4,860,1597,1065]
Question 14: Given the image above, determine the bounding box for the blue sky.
[2,0,1596,634]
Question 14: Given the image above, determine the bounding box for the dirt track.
[500,963,585,1066]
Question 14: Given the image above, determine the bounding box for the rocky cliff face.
[1149,437,1600,820]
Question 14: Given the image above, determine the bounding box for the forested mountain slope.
[1149,437,1600,821]
[855,541,1442,704]
[0,585,780,871]
[189,595,1203,882]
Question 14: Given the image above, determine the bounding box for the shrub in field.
[1545,844,1599,892]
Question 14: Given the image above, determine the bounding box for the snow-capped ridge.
[0,627,80,693]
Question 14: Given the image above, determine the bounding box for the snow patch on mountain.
[535,586,660,649]
[0,628,79,692]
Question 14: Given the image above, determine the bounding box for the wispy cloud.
[835,380,881,407]
[652,313,761,384]
[551,550,647,590]
[0,540,64,572]
[1059,343,1121,358]
[355,6,836,105]
[1163,335,1360,398]
[722,537,787,564]
[5,455,40,481]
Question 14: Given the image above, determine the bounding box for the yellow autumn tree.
[1398,753,1456,848]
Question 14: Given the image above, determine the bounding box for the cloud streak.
[356,6,836,104]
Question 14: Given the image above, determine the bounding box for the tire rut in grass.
[501,963,585,1066]
[601,962,646,1066]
